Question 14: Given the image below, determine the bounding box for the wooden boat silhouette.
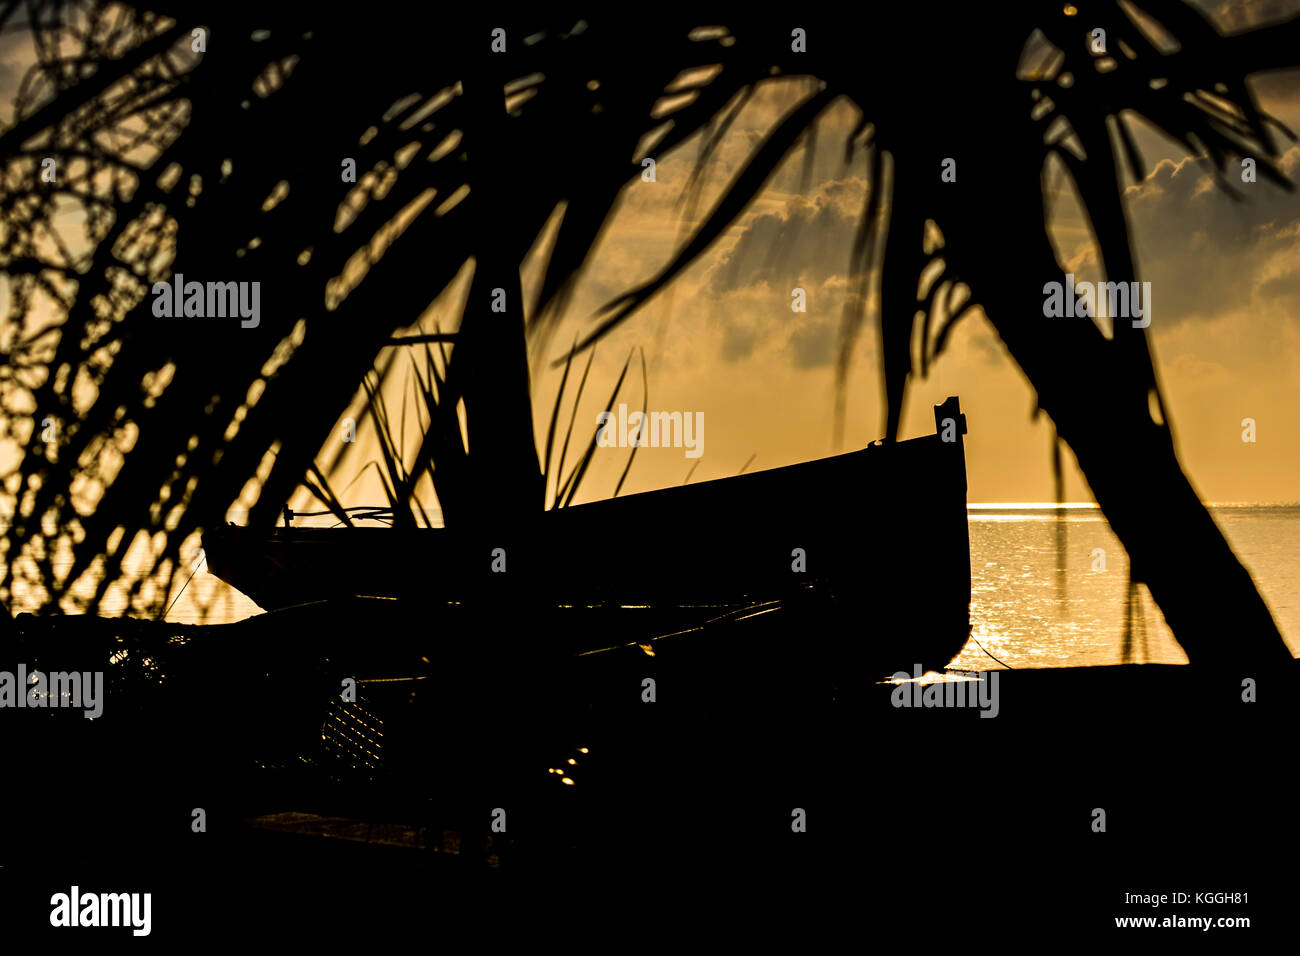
[204,397,972,670]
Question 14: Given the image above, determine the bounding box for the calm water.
[12,505,1299,669]
[948,504,1300,669]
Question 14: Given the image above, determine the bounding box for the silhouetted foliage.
[0,3,1295,666]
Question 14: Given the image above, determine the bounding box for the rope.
[164,553,204,618]
[968,634,1014,669]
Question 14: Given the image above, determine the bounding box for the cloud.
[1117,147,1300,327]
[705,176,865,297]
[786,314,838,369]
[719,322,757,361]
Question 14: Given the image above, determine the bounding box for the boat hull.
[204,398,973,670]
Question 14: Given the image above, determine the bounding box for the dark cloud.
[786,316,837,369]
[706,177,864,296]
[694,177,867,369]
[1121,147,1300,326]
[719,322,757,362]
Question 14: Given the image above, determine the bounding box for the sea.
[12,504,1299,668]
[947,504,1300,669]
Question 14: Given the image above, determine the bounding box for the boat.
[204,396,973,671]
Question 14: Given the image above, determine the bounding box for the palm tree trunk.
[453,257,542,522]
[1052,393,1292,668]
[448,77,544,525]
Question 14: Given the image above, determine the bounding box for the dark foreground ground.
[0,599,1293,944]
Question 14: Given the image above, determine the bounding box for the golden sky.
[2,2,1297,521]
[480,0,1300,509]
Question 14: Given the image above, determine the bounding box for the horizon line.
[967,501,1300,509]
